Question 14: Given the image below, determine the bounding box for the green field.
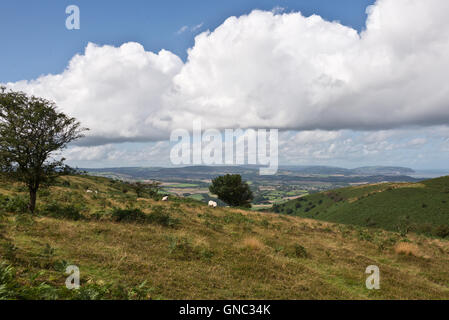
[187,194,204,201]
[164,183,199,188]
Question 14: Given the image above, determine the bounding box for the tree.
[209,174,253,207]
[129,181,161,199]
[0,88,87,213]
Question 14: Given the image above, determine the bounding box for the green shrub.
[411,223,433,235]
[0,262,17,299]
[148,206,179,227]
[14,185,27,192]
[13,213,35,228]
[90,210,109,221]
[167,236,203,260]
[2,242,18,262]
[111,208,147,223]
[287,244,308,258]
[1,195,29,214]
[38,188,51,197]
[294,244,308,258]
[40,201,83,220]
[434,225,449,238]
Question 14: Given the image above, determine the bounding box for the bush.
[434,225,449,238]
[90,210,109,221]
[40,201,83,220]
[13,213,35,229]
[148,206,179,227]
[127,181,162,199]
[285,244,308,258]
[0,262,18,299]
[411,223,433,235]
[294,244,308,258]
[167,236,208,260]
[1,195,29,214]
[111,208,147,223]
[38,188,51,197]
[62,180,71,187]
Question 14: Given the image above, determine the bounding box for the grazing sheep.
[208,200,217,208]
[86,190,93,193]
[162,196,169,201]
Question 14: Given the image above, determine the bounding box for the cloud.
[176,25,189,34]
[6,42,183,145]
[176,23,204,35]
[4,0,449,147]
[405,138,427,148]
[168,0,449,132]
[191,23,204,32]
[271,6,286,14]
[62,141,171,167]
[291,130,342,144]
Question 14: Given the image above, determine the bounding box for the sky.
[1,0,449,170]
[0,0,375,82]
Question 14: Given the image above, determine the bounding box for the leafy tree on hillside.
[129,181,162,199]
[0,88,87,213]
[209,174,253,208]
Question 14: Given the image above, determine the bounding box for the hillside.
[281,165,415,176]
[275,176,449,237]
[1,175,449,299]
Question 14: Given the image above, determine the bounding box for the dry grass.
[1,175,449,299]
[394,242,421,257]
[240,237,265,251]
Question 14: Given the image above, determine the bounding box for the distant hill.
[274,176,449,237]
[350,166,415,176]
[83,165,418,184]
[281,165,414,176]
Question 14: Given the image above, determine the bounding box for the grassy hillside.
[275,176,449,237]
[1,175,449,299]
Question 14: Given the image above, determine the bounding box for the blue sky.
[0,0,374,82]
[2,0,449,170]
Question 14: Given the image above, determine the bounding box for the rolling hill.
[274,176,449,237]
[1,174,449,299]
[83,165,419,183]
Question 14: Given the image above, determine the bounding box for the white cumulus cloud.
[3,0,449,147]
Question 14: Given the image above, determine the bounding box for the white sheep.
[162,196,169,201]
[208,200,217,208]
[86,190,93,193]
